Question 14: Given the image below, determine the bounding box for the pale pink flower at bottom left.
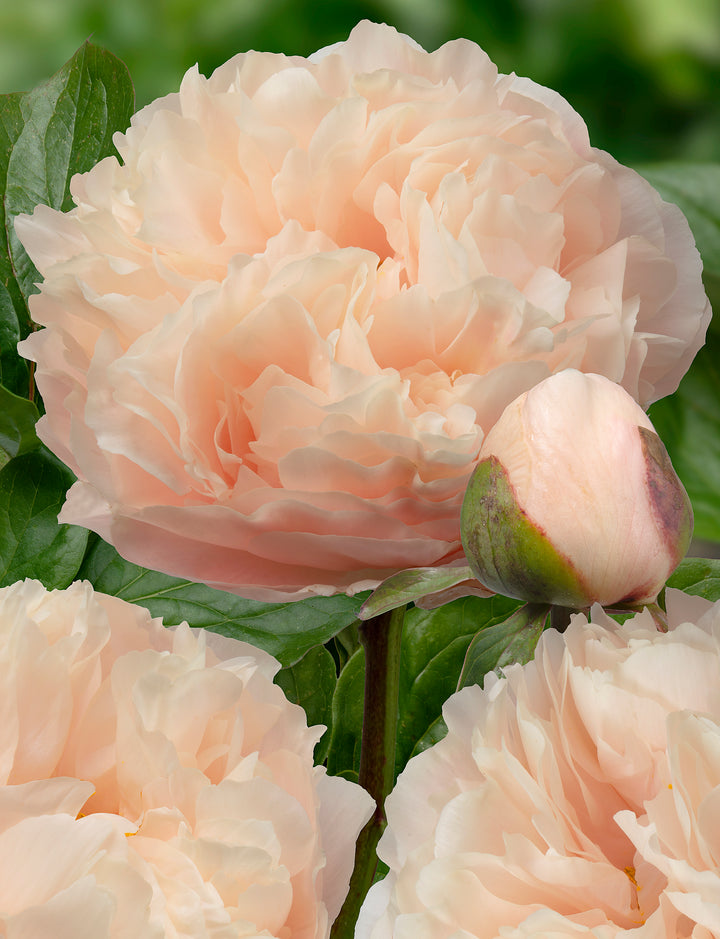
[0,578,373,938]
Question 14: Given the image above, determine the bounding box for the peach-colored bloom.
[0,579,373,937]
[17,22,709,601]
[357,590,720,938]
[462,370,693,608]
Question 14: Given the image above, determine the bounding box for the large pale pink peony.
[357,590,720,938]
[17,22,710,601]
[0,578,373,937]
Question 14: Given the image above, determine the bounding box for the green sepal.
[461,456,589,607]
[358,564,477,619]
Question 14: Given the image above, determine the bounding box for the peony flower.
[461,369,693,608]
[356,589,720,939]
[17,22,709,601]
[0,578,373,937]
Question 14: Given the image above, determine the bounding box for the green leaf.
[666,556,720,601]
[0,42,134,395]
[325,593,522,783]
[0,448,88,588]
[0,383,39,460]
[409,716,448,759]
[328,621,361,672]
[396,593,522,774]
[457,602,552,690]
[275,644,337,764]
[638,163,720,314]
[326,646,364,783]
[649,335,720,543]
[0,94,29,395]
[76,537,365,668]
[358,565,477,619]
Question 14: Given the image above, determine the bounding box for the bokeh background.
[1,0,719,166]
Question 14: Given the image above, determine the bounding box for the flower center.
[624,866,646,925]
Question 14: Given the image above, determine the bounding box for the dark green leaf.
[77,537,364,668]
[409,716,448,758]
[0,384,39,460]
[328,621,361,672]
[0,42,134,395]
[666,556,720,601]
[358,565,476,619]
[326,646,364,783]
[5,42,135,299]
[0,448,88,588]
[649,335,720,543]
[275,644,337,763]
[457,602,552,690]
[396,593,522,774]
[0,94,29,394]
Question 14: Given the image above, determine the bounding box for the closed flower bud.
[461,370,693,608]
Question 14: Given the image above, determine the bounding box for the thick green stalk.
[329,603,405,939]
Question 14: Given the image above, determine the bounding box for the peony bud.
[461,370,693,608]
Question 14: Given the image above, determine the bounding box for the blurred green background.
[1,0,719,166]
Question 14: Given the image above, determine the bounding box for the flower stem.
[329,603,405,939]
[550,604,573,632]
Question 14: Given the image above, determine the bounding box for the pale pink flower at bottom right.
[357,590,720,938]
